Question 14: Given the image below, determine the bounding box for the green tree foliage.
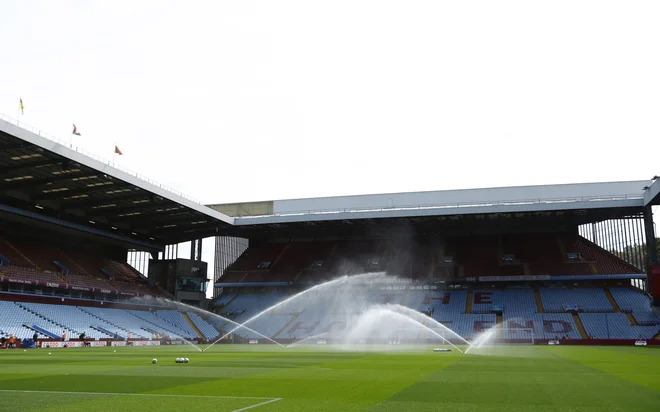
[609,238,660,270]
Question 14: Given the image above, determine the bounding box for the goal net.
[464,328,535,355]
[499,327,535,345]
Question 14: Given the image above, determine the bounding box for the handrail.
[235,194,645,219]
[0,113,201,204]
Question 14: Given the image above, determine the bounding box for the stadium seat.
[540,288,613,313]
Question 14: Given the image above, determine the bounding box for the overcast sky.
[2,1,659,287]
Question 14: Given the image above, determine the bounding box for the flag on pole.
[114,145,123,155]
[19,98,24,115]
[72,124,81,136]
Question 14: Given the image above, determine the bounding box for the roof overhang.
[0,117,234,247]
[213,180,651,226]
[643,178,660,206]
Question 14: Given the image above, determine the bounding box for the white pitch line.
[230,398,282,412]
[0,389,276,400]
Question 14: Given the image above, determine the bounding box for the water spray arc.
[346,306,468,353]
[125,305,204,352]
[149,273,475,354]
[203,274,357,351]
[379,304,473,348]
[285,332,329,348]
[147,298,287,350]
[464,324,499,354]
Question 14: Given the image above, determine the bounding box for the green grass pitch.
[0,345,659,411]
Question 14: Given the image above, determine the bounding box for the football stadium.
[0,114,659,411]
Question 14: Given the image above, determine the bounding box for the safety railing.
[0,113,201,204]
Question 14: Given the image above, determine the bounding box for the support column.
[591,223,598,245]
[196,238,203,261]
[644,206,658,266]
[643,206,658,296]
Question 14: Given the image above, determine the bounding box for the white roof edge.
[0,116,234,225]
[231,180,651,205]
[234,198,645,225]
[644,179,660,206]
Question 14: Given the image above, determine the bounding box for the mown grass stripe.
[0,389,277,400]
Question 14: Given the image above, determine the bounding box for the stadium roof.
[1,115,657,247]
[0,117,234,249]
[208,180,655,240]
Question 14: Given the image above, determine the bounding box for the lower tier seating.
[2,286,658,342]
[215,287,660,341]
[0,303,218,341]
[580,313,659,339]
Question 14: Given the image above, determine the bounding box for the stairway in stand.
[465,290,473,314]
[182,312,205,339]
[604,288,621,313]
[572,314,588,339]
[534,289,544,313]
[274,313,301,339]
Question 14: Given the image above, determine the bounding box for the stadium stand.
[579,313,659,339]
[540,288,614,313]
[209,285,659,342]
[417,290,468,315]
[154,310,199,337]
[0,231,161,297]
[213,294,236,307]
[187,312,220,339]
[19,302,112,340]
[2,283,658,344]
[0,301,222,343]
[435,313,497,339]
[471,289,537,314]
[4,225,655,344]
[0,301,54,339]
[219,233,642,287]
[609,287,652,312]
[0,266,62,284]
[126,310,195,338]
[502,314,581,340]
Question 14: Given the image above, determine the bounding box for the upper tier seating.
[220,233,642,285]
[565,236,639,275]
[63,273,112,290]
[0,266,63,283]
[0,232,157,297]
